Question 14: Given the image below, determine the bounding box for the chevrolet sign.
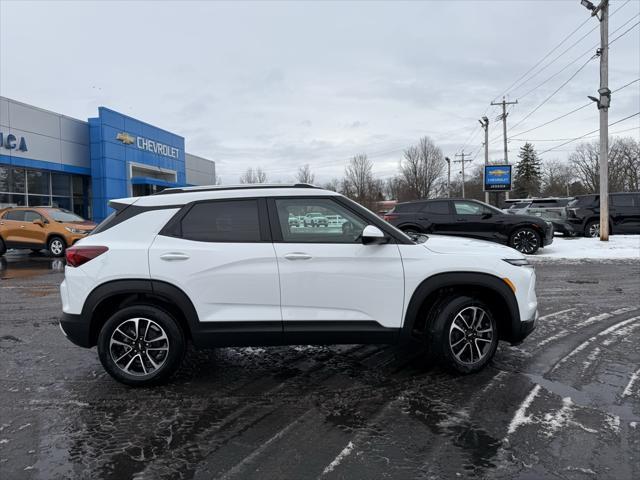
[116,132,180,159]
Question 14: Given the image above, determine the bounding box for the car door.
[450,200,497,240]
[418,200,455,234]
[268,196,405,334]
[1,209,28,245]
[611,194,640,233]
[21,210,48,246]
[149,198,282,327]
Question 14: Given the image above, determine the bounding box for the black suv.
[567,192,640,237]
[384,198,553,254]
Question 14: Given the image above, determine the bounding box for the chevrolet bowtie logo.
[116,132,135,145]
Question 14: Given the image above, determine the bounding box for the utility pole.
[479,116,489,204]
[454,151,473,198]
[491,97,518,200]
[582,0,610,241]
[444,157,451,198]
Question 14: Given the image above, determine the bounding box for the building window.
[0,166,90,218]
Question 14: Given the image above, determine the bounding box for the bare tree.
[399,136,445,200]
[569,137,639,193]
[343,154,378,209]
[295,164,315,184]
[322,178,340,192]
[239,167,267,184]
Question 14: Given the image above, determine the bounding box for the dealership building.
[0,97,216,221]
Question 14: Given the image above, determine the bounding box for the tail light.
[66,245,108,267]
[384,214,399,222]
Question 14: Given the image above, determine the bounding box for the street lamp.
[581,0,595,11]
[444,157,451,198]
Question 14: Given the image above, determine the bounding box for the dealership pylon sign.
[484,164,512,192]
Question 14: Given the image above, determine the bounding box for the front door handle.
[160,252,190,261]
[284,252,312,261]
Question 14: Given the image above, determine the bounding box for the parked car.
[0,207,95,257]
[504,197,572,215]
[288,215,300,227]
[567,192,640,237]
[384,198,553,254]
[304,212,328,227]
[325,214,346,227]
[59,184,538,386]
[525,207,576,236]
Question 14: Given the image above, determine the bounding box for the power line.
[508,77,639,139]
[496,0,632,101]
[538,112,640,156]
[508,54,598,134]
[518,13,638,102]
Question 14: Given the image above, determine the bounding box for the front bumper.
[59,312,92,348]
[551,221,575,235]
[543,224,554,246]
[510,311,537,345]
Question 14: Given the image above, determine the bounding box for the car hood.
[63,221,96,230]
[423,234,522,257]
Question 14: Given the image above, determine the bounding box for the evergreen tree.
[513,143,542,197]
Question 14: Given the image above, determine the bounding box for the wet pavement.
[0,252,639,479]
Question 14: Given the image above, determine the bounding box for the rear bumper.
[59,312,92,348]
[543,225,554,246]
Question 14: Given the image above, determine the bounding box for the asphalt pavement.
[0,252,639,479]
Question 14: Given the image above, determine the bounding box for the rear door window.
[421,201,450,214]
[180,199,261,242]
[3,210,25,221]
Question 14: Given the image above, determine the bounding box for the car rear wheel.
[97,305,186,386]
[48,236,66,257]
[430,296,498,374]
[509,227,540,254]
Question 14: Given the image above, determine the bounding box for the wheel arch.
[402,272,521,343]
[82,279,198,347]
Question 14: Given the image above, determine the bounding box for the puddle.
[0,253,65,280]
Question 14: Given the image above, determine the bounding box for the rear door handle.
[160,252,190,261]
[284,252,312,261]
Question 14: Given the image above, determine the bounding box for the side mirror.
[362,225,387,245]
[33,219,45,227]
[481,212,493,219]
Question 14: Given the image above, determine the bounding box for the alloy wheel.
[50,239,64,256]
[448,306,494,365]
[109,317,170,376]
[512,229,539,254]
[587,222,600,237]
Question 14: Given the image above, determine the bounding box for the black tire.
[47,236,66,257]
[0,237,6,256]
[97,305,186,386]
[509,227,541,254]
[584,219,599,238]
[429,296,498,374]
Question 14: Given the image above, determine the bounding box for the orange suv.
[0,207,96,257]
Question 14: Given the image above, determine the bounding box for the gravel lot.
[1,252,639,479]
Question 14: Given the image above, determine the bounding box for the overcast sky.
[1,0,638,184]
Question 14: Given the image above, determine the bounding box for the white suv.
[59,184,538,386]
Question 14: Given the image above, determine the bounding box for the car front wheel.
[430,296,498,374]
[584,220,600,238]
[509,227,540,254]
[97,305,186,386]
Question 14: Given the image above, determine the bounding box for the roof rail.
[155,183,319,195]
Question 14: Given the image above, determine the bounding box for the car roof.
[113,184,341,208]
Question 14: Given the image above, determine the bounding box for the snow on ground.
[529,235,640,260]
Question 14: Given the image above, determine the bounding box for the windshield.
[47,209,85,222]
